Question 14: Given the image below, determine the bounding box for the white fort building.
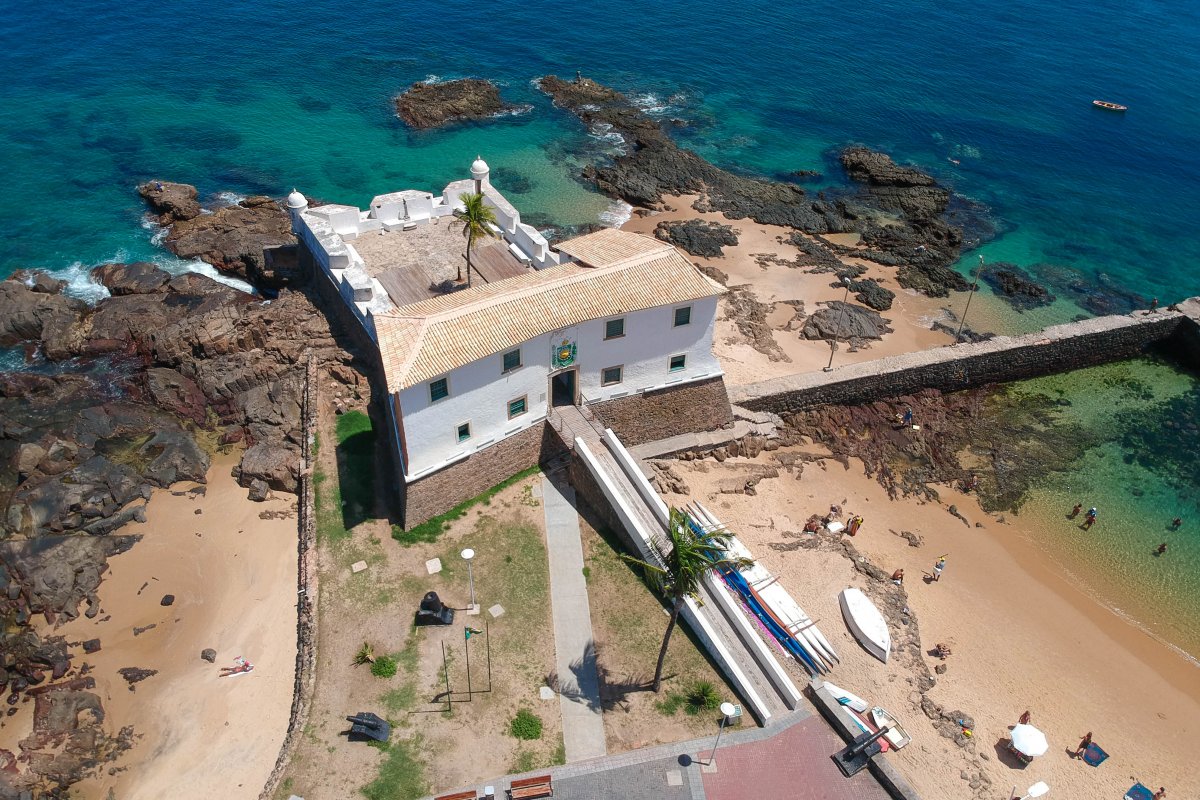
[287,157,733,525]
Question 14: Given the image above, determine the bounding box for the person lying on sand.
[934,643,952,660]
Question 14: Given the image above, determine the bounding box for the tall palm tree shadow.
[545,640,657,712]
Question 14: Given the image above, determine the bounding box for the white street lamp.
[461,548,477,613]
[706,702,739,767]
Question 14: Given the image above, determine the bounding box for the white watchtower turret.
[285,188,308,231]
[470,156,490,194]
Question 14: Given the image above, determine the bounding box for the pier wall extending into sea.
[730,299,1200,414]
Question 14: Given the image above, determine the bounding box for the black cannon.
[415,591,455,626]
[346,711,390,743]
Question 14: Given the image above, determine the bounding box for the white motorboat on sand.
[839,587,891,662]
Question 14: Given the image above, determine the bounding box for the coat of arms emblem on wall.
[552,339,577,369]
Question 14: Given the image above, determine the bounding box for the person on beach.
[847,515,863,536]
[1153,788,1166,800]
[1018,710,1031,725]
[1074,731,1093,758]
[891,568,905,586]
[1156,543,1168,555]
[933,556,946,581]
[1070,503,1083,519]
[1148,297,1159,314]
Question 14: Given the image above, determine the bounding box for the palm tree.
[623,507,752,692]
[453,192,499,287]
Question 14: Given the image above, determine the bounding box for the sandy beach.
[621,196,960,384]
[625,197,1198,798]
[660,446,1199,800]
[17,453,300,800]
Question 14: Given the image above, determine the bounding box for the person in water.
[1171,517,1182,530]
[1070,503,1083,518]
[1157,543,1168,555]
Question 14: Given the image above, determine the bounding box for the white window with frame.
[507,395,528,419]
[502,348,522,373]
[673,305,692,327]
[604,317,625,340]
[669,354,687,372]
[429,376,449,403]
[455,422,471,443]
[601,365,623,386]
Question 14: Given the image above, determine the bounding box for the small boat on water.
[839,588,891,663]
[870,707,912,750]
[1092,100,1127,111]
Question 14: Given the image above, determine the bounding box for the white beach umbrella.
[1010,724,1049,757]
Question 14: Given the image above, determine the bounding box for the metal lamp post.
[954,255,985,343]
[461,548,477,612]
[824,277,853,372]
[706,702,739,767]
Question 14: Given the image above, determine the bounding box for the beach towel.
[1124,782,1154,800]
[1082,742,1109,767]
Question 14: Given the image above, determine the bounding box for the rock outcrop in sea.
[537,74,993,296]
[394,78,523,129]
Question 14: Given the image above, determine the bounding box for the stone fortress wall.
[730,299,1200,415]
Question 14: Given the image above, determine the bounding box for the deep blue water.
[2,0,1199,657]
[2,0,1199,306]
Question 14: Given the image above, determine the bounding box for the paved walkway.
[541,473,607,762]
[430,709,892,800]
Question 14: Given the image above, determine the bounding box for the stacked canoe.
[686,502,840,675]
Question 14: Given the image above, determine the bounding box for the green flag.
[464,626,482,640]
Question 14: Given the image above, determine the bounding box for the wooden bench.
[433,791,477,800]
[508,775,553,799]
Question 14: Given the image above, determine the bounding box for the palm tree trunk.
[465,230,474,287]
[652,597,683,692]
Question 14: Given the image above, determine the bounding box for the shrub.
[354,642,376,665]
[685,681,721,715]
[371,655,398,678]
[509,708,543,740]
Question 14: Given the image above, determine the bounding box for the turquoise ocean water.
[1,0,1198,657]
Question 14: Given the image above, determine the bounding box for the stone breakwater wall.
[260,351,319,800]
[730,300,1200,414]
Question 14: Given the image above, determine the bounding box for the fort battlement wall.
[730,299,1200,414]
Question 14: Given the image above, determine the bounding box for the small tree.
[453,192,500,287]
[622,508,751,692]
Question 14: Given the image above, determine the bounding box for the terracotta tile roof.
[553,227,670,266]
[373,230,725,392]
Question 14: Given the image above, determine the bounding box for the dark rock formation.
[138,180,202,224]
[201,648,217,663]
[538,75,987,295]
[394,79,521,129]
[91,261,172,295]
[897,259,971,297]
[0,278,86,350]
[653,219,738,257]
[801,301,893,342]
[117,666,157,689]
[847,278,895,311]
[11,269,68,294]
[980,262,1054,311]
[162,195,297,288]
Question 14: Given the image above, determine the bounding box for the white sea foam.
[150,253,256,295]
[54,259,116,304]
[599,200,633,229]
[140,216,168,246]
[213,191,247,207]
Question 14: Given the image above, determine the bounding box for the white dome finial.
[470,155,490,181]
[286,188,308,210]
